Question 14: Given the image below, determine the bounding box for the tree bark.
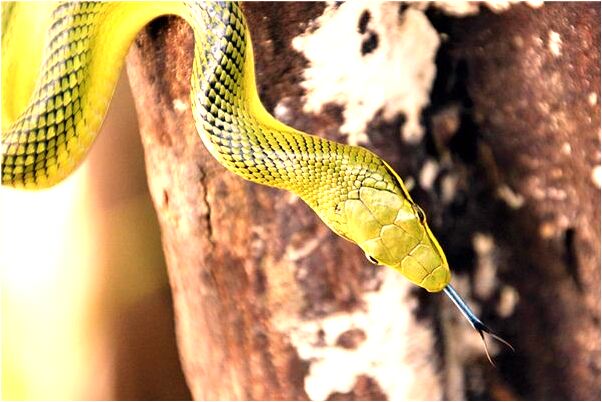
[427,4,600,400]
[125,2,599,400]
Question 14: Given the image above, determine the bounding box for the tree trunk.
[427,3,600,400]
[125,2,599,400]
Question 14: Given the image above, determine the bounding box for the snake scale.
[2,1,511,358]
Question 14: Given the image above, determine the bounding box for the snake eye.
[365,253,379,265]
[414,205,427,223]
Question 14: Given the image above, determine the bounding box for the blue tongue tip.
[443,284,515,366]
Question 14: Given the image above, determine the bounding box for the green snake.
[1,1,511,360]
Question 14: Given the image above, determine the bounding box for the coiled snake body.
[2,1,450,291]
[3,2,511,357]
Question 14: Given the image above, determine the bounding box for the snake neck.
[184,4,407,229]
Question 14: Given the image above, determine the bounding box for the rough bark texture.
[427,3,600,400]
[125,2,599,400]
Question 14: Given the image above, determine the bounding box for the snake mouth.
[419,266,450,292]
[389,260,449,292]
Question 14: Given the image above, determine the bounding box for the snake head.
[341,180,451,292]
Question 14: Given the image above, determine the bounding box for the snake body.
[1,2,451,292]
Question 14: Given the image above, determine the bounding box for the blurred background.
[1,73,191,399]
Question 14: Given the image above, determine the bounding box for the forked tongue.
[443,284,514,366]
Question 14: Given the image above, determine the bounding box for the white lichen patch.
[431,0,543,16]
[274,97,294,124]
[548,30,562,57]
[292,1,540,145]
[496,184,525,209]
[293,1,440,145]
[588,92,598,106]
[546,186,567,201]
[497,285,519,318]
[441,173,459,204]
[419,159,439,190]
[431,1,482,16]
[274,269,441,401]
[472,233,497,299]
[172,98,189,112]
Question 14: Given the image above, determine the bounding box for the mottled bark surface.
[125,2,599,400]
[427,3,600,400]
